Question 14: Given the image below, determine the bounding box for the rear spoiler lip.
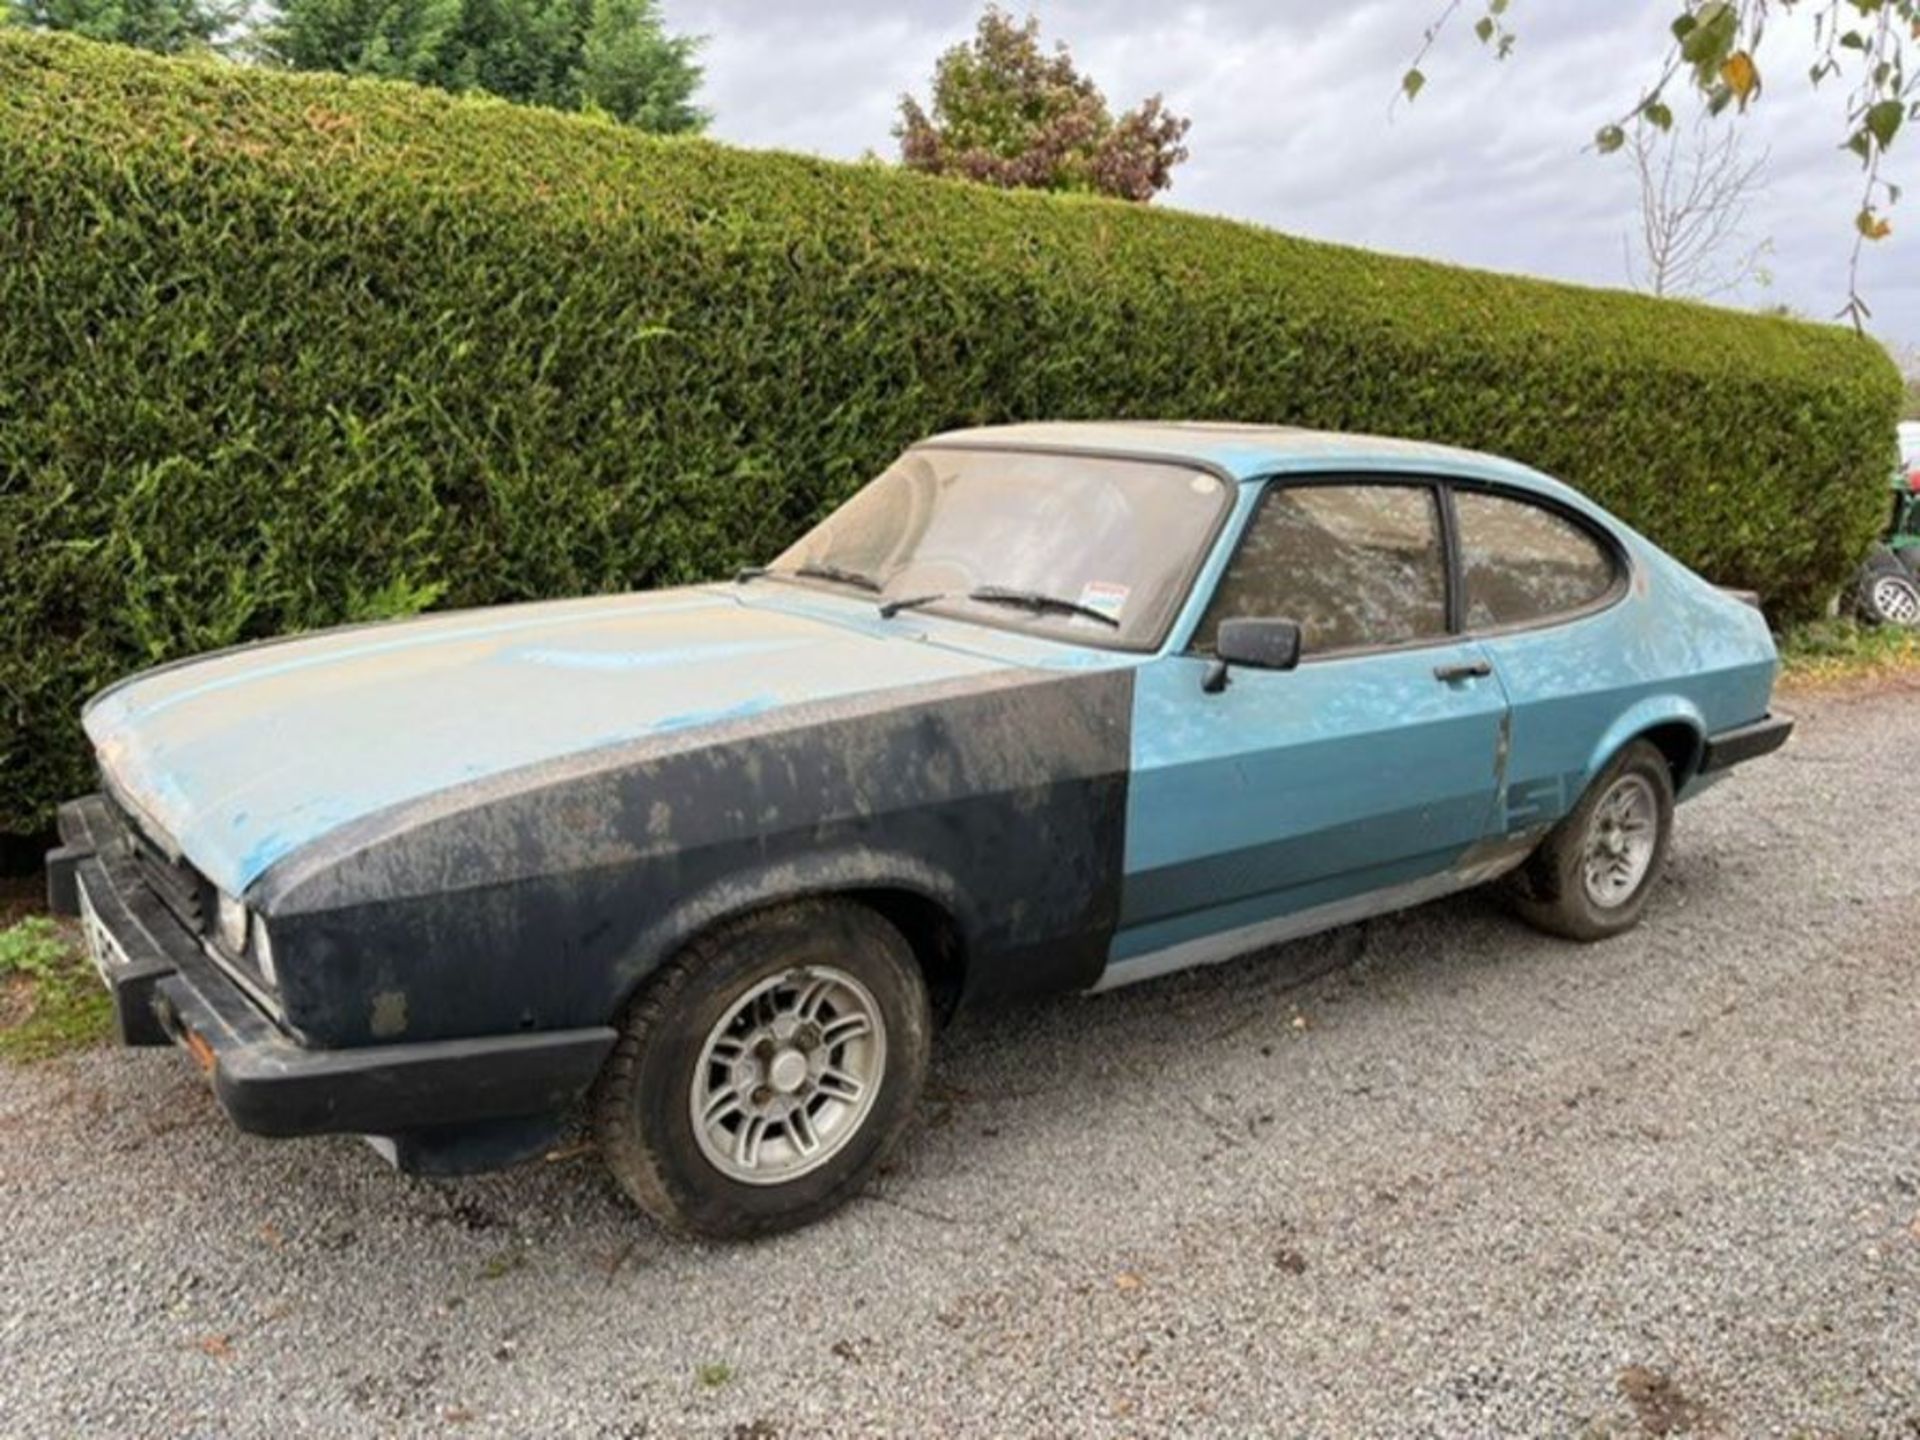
[1716,586,1764,611]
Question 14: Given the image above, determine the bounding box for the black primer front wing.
[246,665,1138,1048]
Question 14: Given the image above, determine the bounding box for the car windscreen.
[769,447,1232,649]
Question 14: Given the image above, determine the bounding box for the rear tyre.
[592,900,931,1240]
[1508,740,1674,942]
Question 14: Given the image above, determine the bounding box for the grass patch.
[1777,619,1920,689]
[0,915,114,1061]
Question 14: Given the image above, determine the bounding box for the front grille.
[104,791,210,938]
[135,844,207,935]
[93,783,283,1020]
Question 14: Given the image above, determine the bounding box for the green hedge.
[0,33,1903,834]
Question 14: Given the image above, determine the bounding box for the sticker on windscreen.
[1078,581,1130,621]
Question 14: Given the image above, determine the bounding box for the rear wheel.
[1859,566,1920,627]
[592,900,931,1239]
[1508,740,1675,941]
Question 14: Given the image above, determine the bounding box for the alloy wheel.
[1581,772,1660,909]
[689,967,886,1185]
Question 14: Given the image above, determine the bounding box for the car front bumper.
[47,795,615,1148]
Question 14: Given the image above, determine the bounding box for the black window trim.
[1444,477,1632,641]
[1185,471,1632,664]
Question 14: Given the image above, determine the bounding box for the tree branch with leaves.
[1404,0,1920,327]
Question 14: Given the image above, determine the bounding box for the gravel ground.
[2,682,1917,1439]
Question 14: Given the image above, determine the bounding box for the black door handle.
[1434,659,1492,682]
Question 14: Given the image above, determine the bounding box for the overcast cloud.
[662,0,1918,358]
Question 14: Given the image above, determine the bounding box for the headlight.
[214,892,249,955]
[252,915,277,988]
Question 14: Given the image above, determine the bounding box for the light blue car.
[53,422,1792,1237]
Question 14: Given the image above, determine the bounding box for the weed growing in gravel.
[479,1247,527,1280]
[0,915,112,1061]
[695,1362,733,1390]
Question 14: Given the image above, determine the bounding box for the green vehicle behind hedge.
[1857,423,1920,626]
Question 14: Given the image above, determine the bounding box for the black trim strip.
[1437,481,1466,636]
[1698,712,1794,774]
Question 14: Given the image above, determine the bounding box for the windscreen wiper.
[966,585,1121,628]
[792,563,883,592]
[877,592,945,619]
[737,563,883,592]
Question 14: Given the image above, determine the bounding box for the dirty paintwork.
[252,665,1132,1046]
[59,422,1789,1170]
[84,589,1014,897]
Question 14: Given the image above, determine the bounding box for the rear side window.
[1455,490,1617,630]
[1195,484,1447,656]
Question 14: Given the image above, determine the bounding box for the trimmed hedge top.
[0,32,1902,833]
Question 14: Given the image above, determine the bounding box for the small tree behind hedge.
[897,6,1189,202]
[266,0,705,131]
[4,0,241,53]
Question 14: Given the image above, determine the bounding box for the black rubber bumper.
[50,796,616,1140]
[1698,712,1794,775]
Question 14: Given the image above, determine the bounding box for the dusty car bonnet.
[83,586,1021,898]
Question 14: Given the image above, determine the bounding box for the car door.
[1448,485,1632,834]
[1108,478,1510,987]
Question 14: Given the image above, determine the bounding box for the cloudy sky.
[661,0,1918,360]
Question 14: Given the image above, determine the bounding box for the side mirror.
[1203,618,1302,693]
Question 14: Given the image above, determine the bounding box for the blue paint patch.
[1110,461,1778,973]
[649,695,781,734]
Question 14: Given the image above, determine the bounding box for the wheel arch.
[1584,695,1707,795]
[604,848,975,1026]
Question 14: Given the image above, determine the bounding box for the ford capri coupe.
[49,423,1792,1237]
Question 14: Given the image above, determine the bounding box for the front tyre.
[1508,740,1675,942]
[592,900,931,1239]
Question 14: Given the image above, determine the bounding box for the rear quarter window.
[1455,490,1619,630]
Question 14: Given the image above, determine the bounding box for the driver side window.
[1193,483,1448,657]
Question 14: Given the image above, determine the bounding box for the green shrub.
[0,916,113,1060]
[0,32,1903,833]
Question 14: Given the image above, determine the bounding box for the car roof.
[917,420,1559,492]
